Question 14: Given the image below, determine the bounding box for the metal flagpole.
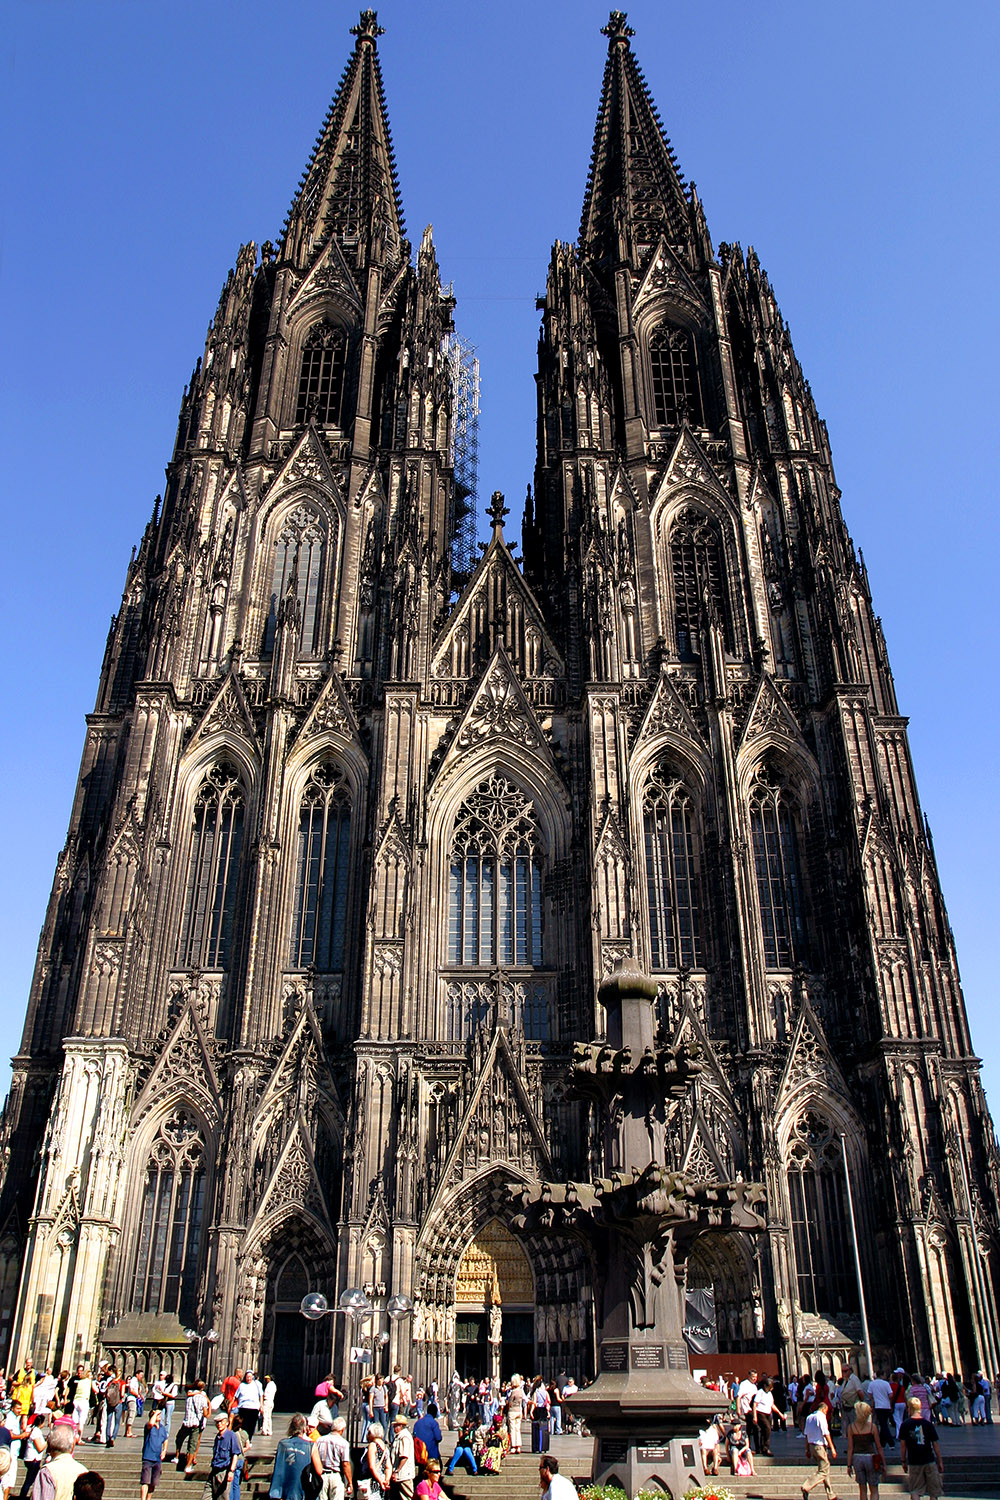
[841,1133,875,1379]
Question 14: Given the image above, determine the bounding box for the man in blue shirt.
[413,1402,443,1463]
[210,1413,243,1500]
[141,1408,170,1500]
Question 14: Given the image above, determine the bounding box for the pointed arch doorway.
[454,1219,534,1380]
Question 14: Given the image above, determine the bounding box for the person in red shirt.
[222,1370,243,1414]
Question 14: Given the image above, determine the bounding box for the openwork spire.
[282,9,405,270]
[580,11,691,263]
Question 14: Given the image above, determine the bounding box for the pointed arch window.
[296,322,347,426]
[669,508,732,659]
[263,505,325,656]
[650,326,703,430]
[290,761,351,972]
[131,1109,206,1322]
[447,776,544,969]
[176,762,244,969]
[643,761,703,969]
[750,767,806,968]
[786,1113,858,1315]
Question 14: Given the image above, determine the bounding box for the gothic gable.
[671,998,738,1114]
[290,664,364,752]
[632,236,708,324]
[265,427,344,508]
[431,535,563,682]
[634,668,706,750]
[681,1110,728,1183]
[132,998,223,1129]
[651,427,733,512]
[189,668,260,755]
[594,803,631,867]
[738,673,807,753]
[424,1026,552,1230]
[245,1114,334,1242]
[431,649,559,789]
[287,235,363,316]
[254,996,344,1142]
[774,997,852,1118]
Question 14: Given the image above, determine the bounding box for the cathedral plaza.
[1,7,999,1437]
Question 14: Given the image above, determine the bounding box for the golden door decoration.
[454,1217,534,1306]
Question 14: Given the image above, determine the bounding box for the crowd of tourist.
[697,1365,993,1500]
[0,1360,580,1500]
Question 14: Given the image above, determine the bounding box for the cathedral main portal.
[454,1220,534,1380]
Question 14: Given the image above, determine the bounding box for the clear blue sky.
[2,1,998,1103]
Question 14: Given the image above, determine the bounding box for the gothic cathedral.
[2,11,998,1392]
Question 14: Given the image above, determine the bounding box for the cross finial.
[487,490,509,534]
[351,10,384,42]
[602,11,635,42]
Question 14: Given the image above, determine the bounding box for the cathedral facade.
[2,11,999,1394]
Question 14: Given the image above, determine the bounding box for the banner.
[683,1288,718,1353]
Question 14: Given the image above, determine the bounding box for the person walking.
[140,1408,170,1500]
[899,1397,943,1499]
[846,1400,884,1500]
[753,1378,776,1456]
[235,1373,263,1441]
[801,1400,838,1500]
[868,1372,894,1447]
[174,1381,210,1471]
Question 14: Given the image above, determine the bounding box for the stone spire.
[579,11,692,266]
[282,9,405,272]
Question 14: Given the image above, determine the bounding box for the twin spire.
[283,11,690,274]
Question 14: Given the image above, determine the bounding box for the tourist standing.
[899,1397,943,1499]
[174,1381,210,1471]
[30,1424,86,1500]
[753,1378,775,1456]
[868,1372,894,1447]
[311,1415,352,1500]
[538,1456,578,1500]
[268,1415,313,1500]
[260,1377,277,1438]
[235,1373,264,1441]
[209,1412,243,1500]
[389,1416,415,1500]
[506,1377,525,1454]
[363,1423,392,1498]
[140,1408,169,1500]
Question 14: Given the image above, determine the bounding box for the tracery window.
[650,326,703,430]
[669,508,732,658]
[290,761,351,972]
[749,766,806,969]
[176,762,244,969]
[786,1113,857,1315]
[642,761,703,969]
[447,776,544,969]
[131,1109,206,1323]
[263,504,325,656]
[295,322,347,426]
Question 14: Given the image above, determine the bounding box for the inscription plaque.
[667,1344,688,1369]
[631,1343,665,1369]
[637,1446,671,1461]
[601,1440,629,1464]
[600,1341,629,1372]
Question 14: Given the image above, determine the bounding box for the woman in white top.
[72,1368,93,1434]
[261,1376,277,1437]
[753,1378,776,1456]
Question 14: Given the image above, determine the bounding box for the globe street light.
[184,1326,219,1380]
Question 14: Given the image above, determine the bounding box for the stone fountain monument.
[511,961,765,1499]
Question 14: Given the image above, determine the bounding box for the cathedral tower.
[2,11,997,1387]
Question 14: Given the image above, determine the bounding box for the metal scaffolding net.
[443,333,480,594]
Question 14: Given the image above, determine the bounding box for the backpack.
[360,1449,372,1481]
[413,1437,429,1465]
[106,1381,122,1409]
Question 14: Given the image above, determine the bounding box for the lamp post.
[301,1287,413,1442]
[184,1327,219,1383]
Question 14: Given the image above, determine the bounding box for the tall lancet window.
[642,761,703,970]
[296,322,347,426]
[262,505,325,656]
[176,762,244,969]
[290,761,351,972]
[786,1112,857,1315]
[650,326,703,430]
[131,1109,206,1323]
[749,766,806,968]
[669,508,732,659]
[447,776,544,970]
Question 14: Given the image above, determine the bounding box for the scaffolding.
[443,333,480,592]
